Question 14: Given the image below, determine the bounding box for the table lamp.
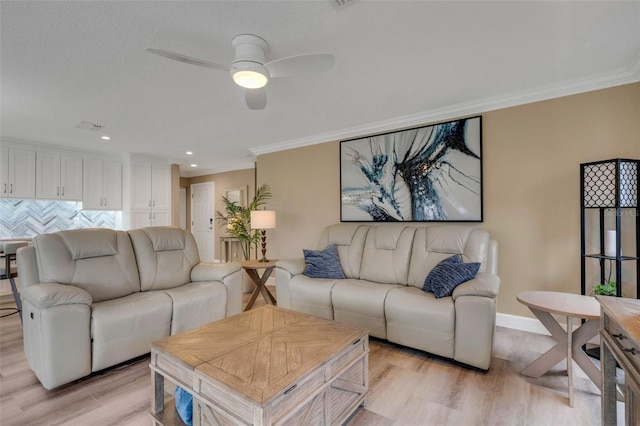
[251,210,276,262]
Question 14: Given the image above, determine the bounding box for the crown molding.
[250,66,640,157]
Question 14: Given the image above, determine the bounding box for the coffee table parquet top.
[151,305,368,405]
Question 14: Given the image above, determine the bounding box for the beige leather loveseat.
[17,227,243,389]
[275,223,499,370]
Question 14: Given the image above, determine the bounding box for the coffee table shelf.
[150,399,187,426]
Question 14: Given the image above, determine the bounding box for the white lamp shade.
[251,210,276,229]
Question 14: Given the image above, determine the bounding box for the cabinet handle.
[623,347,637,355]
[61,187,65,196]
[10,184,13,194]
[613,333,626,340]
[103,198,107,207]
[57,187,60,196]
[3,183,5,194]
[148,212,151,220]
[153,200,155,207]
[149,200,151,207]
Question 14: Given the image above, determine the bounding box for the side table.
[241,260,277,311]
[517,291,601,407]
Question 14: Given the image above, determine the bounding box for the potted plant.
[592,280,616,296]
[215,183,272,260]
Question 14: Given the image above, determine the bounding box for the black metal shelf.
[580,159,639,299]
[583,254,640,261]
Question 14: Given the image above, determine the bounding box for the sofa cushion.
[425,262,481,298]
[289,274,339,320]
[58,229,118,260]
[91,291,172,371]
[317,224,369,278]
[331,279,400,338]
[407,226,489,288]
[422,254,462,293]
[129,227,200,291]
[385,286,455,359]
[144,227,186,252]
[163,282,228,335]
[303,245,345,279]
[33,229,141,302]
[359,225,415,285]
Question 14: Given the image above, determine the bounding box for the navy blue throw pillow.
[424,262,480,299]
[423,255,462,293]
[303,245,345,279]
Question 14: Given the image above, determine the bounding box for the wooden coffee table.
[149,305,369,425]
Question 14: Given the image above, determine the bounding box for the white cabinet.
[82,157,122,210]
[128,160,171,228]
[131,209,171,228]
[36,151,83,200]
[132,162,170,210]
[1,146,36,199]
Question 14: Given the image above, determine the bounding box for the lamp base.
[259,230,269,262]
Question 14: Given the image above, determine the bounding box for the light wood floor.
[0,291,608,426]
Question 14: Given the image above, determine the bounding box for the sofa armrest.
[22,283,92,309]
[191,262,243,317]
[274,259,305,309]
[191,261,242,282]
[275,258,306,276]
[452,273,500,300]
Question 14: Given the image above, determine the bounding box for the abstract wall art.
[340,116,482,222]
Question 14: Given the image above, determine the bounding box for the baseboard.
[496,312,550,336]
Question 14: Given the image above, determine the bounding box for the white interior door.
[191,182,215,262]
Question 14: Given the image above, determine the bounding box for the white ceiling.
[2,1,639,177]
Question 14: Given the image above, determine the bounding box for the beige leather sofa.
[16,227,243,389]
[276,223,499,370]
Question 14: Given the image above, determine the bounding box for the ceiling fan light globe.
[231,61,269,89]
[232,70,268,89]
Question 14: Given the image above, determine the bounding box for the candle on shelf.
[604,229,620,257]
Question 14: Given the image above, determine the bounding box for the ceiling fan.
[146,34,334,110]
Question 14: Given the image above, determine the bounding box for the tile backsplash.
[0,199,118,239]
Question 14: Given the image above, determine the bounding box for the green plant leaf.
[214,184,272,260]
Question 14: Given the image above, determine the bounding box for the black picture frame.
[340,116,483,222]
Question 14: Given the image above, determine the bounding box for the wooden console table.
[219,237,239,262]
[599,295,640,425]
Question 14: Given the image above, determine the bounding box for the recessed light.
[186,151,193,155]
[190,164,197,168]
[101,136,110,140]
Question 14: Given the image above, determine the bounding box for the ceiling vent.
[330,0,356,9]
[75,121,103,131]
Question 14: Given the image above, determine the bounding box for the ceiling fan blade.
[264,53,334,78]
[145,48,229,71]
[245,88,267,110]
